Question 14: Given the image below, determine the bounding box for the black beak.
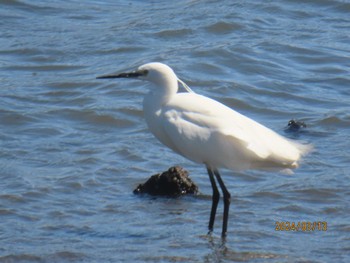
[96,70,147,79]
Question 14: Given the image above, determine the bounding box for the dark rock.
[285,119,307,132]
[133,166,198,196]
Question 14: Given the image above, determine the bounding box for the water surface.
[1,0,350,262]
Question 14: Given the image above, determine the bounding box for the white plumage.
[97,62,310,236]
[141,62,309,170]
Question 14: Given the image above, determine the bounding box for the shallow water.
[1,0,350,262]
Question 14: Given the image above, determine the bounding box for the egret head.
[97,62,177,86]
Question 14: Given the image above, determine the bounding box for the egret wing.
[161,93,307,169]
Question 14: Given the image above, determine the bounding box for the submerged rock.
[285,119,307,132]
[133,166,198,196]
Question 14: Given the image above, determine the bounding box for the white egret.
[97,62,310,237]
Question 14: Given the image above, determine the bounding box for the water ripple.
[1,0,349,262]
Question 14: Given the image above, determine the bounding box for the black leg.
[213,169,231,237]
[206,167,220,232]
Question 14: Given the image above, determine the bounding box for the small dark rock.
[133,166,198,197]
[285,119,307,132]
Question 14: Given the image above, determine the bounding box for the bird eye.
[141,69,149,76]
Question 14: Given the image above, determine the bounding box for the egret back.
[148,92,310,171]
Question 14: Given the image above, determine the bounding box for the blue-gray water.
[1,0,350,262]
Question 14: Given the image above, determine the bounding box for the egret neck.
[141,63,179,106]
